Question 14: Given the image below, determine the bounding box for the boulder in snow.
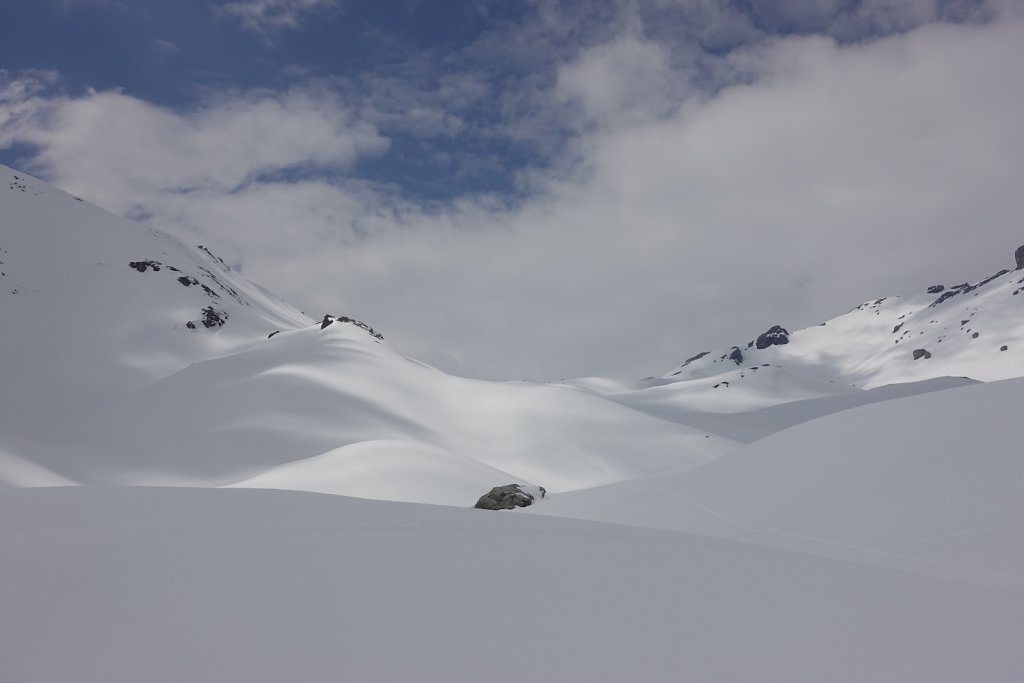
[474,484,536,510]
[755,325,790,350]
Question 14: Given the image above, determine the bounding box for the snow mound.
[14,322,731,500]
[534,377,1024,590]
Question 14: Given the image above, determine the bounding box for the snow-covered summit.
[663,245,1024,389]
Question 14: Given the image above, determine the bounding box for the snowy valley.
[2,164,1023,682]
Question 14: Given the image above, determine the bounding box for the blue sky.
[0,1,542,198]
[2,0,1023,379]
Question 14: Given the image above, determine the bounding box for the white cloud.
[217,0,341,34]
[0,70,59,149]
[3,12,1023,380]
[555,32,675,127]
[11,86,387,215]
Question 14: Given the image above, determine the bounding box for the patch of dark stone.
[725,347,743,365]
[184,307,227,329]
[320,314,384,340]
[197,245,230,271]
[679,351,710,367]
[892,323,904,334]
[912,348,932,360]
[972,332,980,339]
[931,269,1011,308]
[129,260,162,273]
[1001,345,1009,351]
[754,325,790,350]
[197,266,243,304]
[177,276,199,287]
[268,330,281,339]
[201,307,227,328]
[474,484,543,510]
[927,285,945,294]
[850,298,886,313]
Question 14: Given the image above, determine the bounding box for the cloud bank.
[2,3,1023,380]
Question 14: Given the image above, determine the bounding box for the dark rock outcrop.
[129,260,162,273]
[320,314,384,340]
[728,347,743,365]
[927,285,945,294]
[930,270,1009,308]
[268,330,281,338]
[199,306,227,328]
[680,351,710,367]
[755,325,790,349]
[197,245,230,271]
[1016,245,1024,270]
[474,484,535,510]
[912,348,932,360]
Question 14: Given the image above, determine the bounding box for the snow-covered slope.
[1,166,310,438]
[0,165,730,504]
[3,486,1022,683]
[47,321,730,500]
[662,248,1024,391]
[533,377,1024,590]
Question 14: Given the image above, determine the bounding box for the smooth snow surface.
[3,165,1024,681]
[534,377,1024,590]
[3,487,1023,683]
[1,167,310,439]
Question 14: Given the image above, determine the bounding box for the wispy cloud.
[152,39,179,56]
[216,0,342,34]
[0,70,60,149]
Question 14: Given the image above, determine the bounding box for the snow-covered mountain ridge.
[3,162,1022,501]
[661,246,1024,390]
[0,164,729,501]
